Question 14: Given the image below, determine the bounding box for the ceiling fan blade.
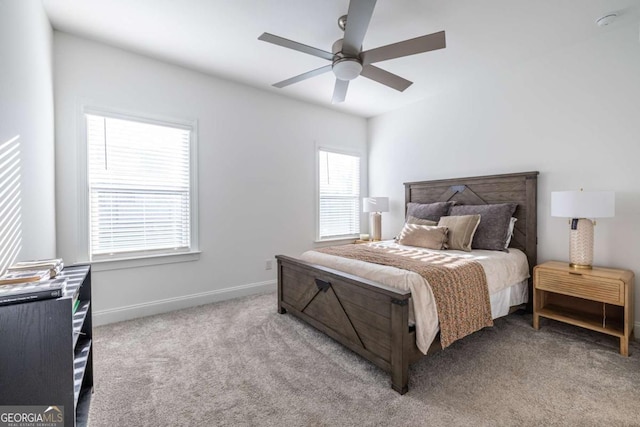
[332,79,349,104]
[342,0,378,56]
[273,65,332,88]
[360,65,412,92]
[258,32,334,61]
[361,31,446,65]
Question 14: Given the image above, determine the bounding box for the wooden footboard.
[276,254,418,394]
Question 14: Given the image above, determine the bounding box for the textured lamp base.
[370,212,382,241]
[569,218,594,269]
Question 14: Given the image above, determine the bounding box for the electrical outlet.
[265,260,273,270]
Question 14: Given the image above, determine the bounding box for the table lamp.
[551,190,615,269]
[363,197,389,241]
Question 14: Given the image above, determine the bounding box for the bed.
[275,171,538,394]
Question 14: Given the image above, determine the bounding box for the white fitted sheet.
[300,240,530,354]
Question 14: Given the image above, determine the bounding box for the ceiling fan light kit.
[258,0,446,103]
[333,58,363,81]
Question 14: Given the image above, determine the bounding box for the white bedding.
[300,240,530,354]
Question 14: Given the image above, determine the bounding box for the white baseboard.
[93,280,276,326]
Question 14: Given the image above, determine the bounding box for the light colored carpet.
[89,291,640,426]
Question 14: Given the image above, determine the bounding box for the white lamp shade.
[363,197,389,213]
[551,191,615,218]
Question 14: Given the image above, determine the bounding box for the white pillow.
[504,217,517,249]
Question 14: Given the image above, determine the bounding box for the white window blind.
[318,149,360,240]
[87,113,192,259]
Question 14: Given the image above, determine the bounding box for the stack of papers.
[6,258,64,279]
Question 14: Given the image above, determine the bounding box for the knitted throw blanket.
[316,244,493,348]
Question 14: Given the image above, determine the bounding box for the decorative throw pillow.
[406,216,437,226]
[397,224,448,250]
[406,202,455,222]
[450,203,517,251]
[394,216,438,242]
[437,215,481,252]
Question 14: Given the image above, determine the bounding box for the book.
[0,277,67,306]
[73,298,81,314]
[0,269,51,286]
[7,258,64,278]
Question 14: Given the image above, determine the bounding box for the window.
[85,110,197,261]
[317,148,361,240]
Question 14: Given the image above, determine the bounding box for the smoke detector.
[595,13,617,27]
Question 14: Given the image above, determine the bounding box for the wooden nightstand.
[533,261,635,356]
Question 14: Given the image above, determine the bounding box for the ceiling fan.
[258,0,446,104]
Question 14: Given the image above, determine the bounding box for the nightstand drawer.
[535,270,624,305]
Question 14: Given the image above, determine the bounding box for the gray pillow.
[406,202,454,222]
[449,203,517,251]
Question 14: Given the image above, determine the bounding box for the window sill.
[90,251,201,272]
[314,237,358,244]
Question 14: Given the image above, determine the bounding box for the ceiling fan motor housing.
[331,38,362,56]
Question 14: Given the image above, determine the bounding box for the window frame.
[315,145,363,242]
[78,105,199,270]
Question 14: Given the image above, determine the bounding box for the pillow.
[393,216,438,242]
[504,217,517,249]
[406,216,437,226]
[437,215,481,252]
[397,224,448,250]
[450,203,517,251]
[406,202,454,222]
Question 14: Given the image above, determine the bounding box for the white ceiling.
[42,0,640,118]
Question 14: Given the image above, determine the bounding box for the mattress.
[300,240,530,354]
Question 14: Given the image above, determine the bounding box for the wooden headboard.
[404,171,539,274]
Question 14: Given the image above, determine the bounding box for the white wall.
[0,0,56,266]
[368,24,640,328]
[54,33,367,324]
